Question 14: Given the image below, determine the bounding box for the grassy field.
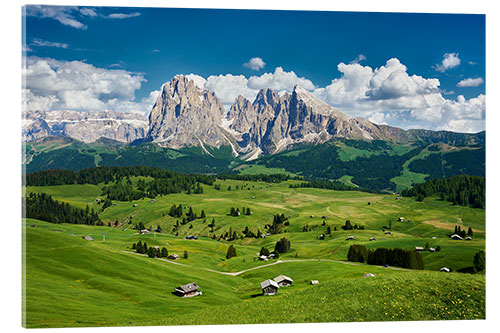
[23,178,486,327]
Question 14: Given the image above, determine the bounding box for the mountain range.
[23,75,484,160]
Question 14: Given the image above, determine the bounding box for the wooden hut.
[174,282,201,297]
[274,275,293,287]
[260,279,279,295]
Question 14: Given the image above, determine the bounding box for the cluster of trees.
[133,241,168,258]
[341,220,364,230]
[265,213,289,235]
[228,207,252,216]
[102,183,145,201]
[26,166,216,187]
[169,204,184,218]
[217,173,289,183]
[347,245,425,270]
[242,226,262,238]
[26,192,102,225]
[226,245,237,259]
[401,175,485,208]
[168,204,205,222]
[408,147,485,180]
[274,237,291,253]
[452,225,473,238]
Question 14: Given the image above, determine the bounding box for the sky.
[22,5,486,133]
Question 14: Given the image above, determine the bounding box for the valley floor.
[23,179,486,327]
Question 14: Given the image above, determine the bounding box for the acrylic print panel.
[22,3,485,328]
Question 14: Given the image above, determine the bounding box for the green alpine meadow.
[23,169,485,327]
[22,5,486,329]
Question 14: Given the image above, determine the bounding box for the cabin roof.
[260,279,279,289]
[274,275,293,283]
[175,282,199,293]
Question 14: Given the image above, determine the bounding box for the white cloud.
[244,57,266,71]
[312,58,484,133]
[434,53,461,72]
[25,5,141,29]
[107,12,141,19]
[79,8,98,17]
[23,57,152,114]
[25,5,87,29]
[185,67,315,109]
[31,38,68,49]
[350,54,367,64]
[248,67,315,91]
[457,77,484,87]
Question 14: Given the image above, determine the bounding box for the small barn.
[168,254,179,260]
[260,279,279,295]
[415,246,424,251]
[185,235,198,240]
[363,273,375,278]
[274,275,293,287]
[83,236,94,241]
[259,255,268,261]
[132,204,138,207]
[322,216,328,219]
[269,253,276,259]
[346,236,355,240]
[440,267,451,273]
[369,237,376,241]
[310,280,319,285]
[465,237,472,241]
[174,282,201,297]
[385,231,392,235]
[429,247,436,252]
[398,217,404,222]
[140,229,150,234]
[450,234,463,240]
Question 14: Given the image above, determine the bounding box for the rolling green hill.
[23,172,485,327]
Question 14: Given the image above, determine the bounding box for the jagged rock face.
[227,85,400,156]
[22,110,148,143]
[147,75,227,150]
[23,114,52,142]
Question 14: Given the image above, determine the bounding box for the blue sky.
[23,5,486,132]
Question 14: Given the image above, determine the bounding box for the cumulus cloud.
[248,67,315,91]
[23,57,154,114]
[185,67,314,109]
[313,58,484,133]
[243,57,266,71]
[31,38,68,49]
[457,77,484,87]
[434,53,461,72]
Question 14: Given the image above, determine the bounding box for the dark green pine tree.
[161,247,168,258]
[226,245,237,259]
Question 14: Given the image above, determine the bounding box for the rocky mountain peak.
[147,75,228,151]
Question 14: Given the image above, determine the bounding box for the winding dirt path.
[122,251,407,276]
